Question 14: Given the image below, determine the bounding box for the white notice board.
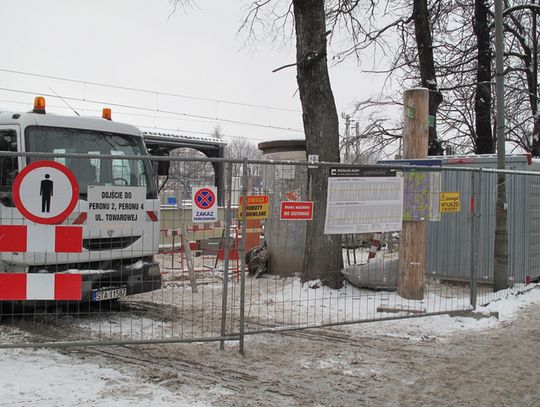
[87,186,146,229]
[324,167,403,234]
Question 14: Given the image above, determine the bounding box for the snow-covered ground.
[1,249,538,405]
[63,272,532,343]
[1,286,539,406]
[347,283,540,340]
[0,348,209,407]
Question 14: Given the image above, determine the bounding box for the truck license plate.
[92,288,127,302]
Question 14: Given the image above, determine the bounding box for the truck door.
[0,126,20,207]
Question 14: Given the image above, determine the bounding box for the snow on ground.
[69,276,480,342]
[1,286,539,406]
[0,346,210,407]
[153,248,525,335]
[345,284,540,340]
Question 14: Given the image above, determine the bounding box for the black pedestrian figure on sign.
[40,174,53,213]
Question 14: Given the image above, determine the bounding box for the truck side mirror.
[150,147,170,176]
[157,160,170,176]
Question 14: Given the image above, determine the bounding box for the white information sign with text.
[324,167,403,234]
[87,186,146,229]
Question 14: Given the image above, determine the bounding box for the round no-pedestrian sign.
[13,160,79,224]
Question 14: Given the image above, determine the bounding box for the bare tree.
[166,148,214,200]
[225,135,262,183]
[413,0,444,155]
[225,137,261,161]
[474,0,495,153]
[503,1,540,155]
[347,96,404,159]
[340,1,538,158]
[323,1,448,156]
[171,0,344,287]
[169,0,540,288]
[292,0,343,288]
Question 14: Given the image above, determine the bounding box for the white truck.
[0,97,163,305]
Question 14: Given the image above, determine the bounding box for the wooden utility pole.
[397,88,429,300]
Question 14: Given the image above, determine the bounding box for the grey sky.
[0,0,380,145]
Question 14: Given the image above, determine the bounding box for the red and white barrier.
[162,221,226,237]
[0,225,82,253]
[0,273,82,301]
[165,229,182,238]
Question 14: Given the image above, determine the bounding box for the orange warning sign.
[238,195,269,220]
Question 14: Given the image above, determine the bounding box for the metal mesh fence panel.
[242,163,475,334]
[0,153,538,349]
[0,153,241,347]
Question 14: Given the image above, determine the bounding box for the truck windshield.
[25,126,157,198]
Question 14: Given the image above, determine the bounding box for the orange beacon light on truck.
[33,96,46,114]
[102,108,112,120]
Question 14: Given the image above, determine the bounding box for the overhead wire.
[0,67,302,113]
[0,97,291,143]
[0,86,304,134]
[0,97,283,130]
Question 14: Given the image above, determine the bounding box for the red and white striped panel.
[0,225,82,253]
[367,233,382,261]
[0,273,82,301]
[163,221,227,237]
[146,211,159,222]
[165,229,182,237]
[189,221,224,232]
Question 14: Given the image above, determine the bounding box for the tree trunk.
[293,0,343,289]
[413,0,443,155]
[534,114,540,157]
[530,5,540,156]
[473,0,494,154]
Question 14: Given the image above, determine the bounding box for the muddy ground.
[53,299,540,407]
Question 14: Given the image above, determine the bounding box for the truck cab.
[0,97,162,305]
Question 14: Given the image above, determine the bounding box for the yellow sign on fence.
[238,195,269,220]
[439,192,461,213]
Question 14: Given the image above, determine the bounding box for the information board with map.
[402,171,441,221]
